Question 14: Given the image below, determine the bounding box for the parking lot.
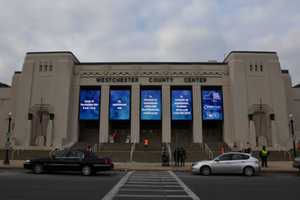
[1,169,300,200]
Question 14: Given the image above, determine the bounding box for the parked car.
[24,149,113,176]
[293,156,300,171]
[191,152,260,176]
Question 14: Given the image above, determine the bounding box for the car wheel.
[244,166,254,177]
[82,166,92,176]
[33,164,43,174]
[200,166,211,176]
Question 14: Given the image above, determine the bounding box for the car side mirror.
[215,158,220,162]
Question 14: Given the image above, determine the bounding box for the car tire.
[200,166,211,176]
[243,166,254,177]
[33,164,43,174]
[82,165,92,176]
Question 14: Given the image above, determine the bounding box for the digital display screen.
[109,90,130,120]
[79,89,100,120]
[202,89,223,120]
[171,90,192,120]
[141,90,161,120]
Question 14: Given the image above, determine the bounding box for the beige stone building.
[0,51,299,153]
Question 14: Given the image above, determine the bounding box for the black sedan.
[24,149,113,176]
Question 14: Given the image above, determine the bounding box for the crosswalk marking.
[102,171,200,200]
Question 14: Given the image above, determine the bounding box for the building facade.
[1,51,299,151]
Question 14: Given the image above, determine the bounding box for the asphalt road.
[0,169,125,200]
[176,172,300,200]
[1,169,300,200]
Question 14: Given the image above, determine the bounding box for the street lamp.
[3,112,12,165]
[289,113,297,158]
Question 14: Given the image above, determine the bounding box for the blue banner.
[171,90,192,120]
[79,89,100,120]
[202,89,223,120]
[141,90,161,120]
[109,90,130,120]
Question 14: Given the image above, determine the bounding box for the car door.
[64,151,84,171]
[212,154,233,174]
[45,150,69,171]
[231,154,250,173]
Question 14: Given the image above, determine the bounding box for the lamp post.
[289,113,297,158]
[3,112,12,165]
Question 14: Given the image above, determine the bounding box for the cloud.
[0,0,299,84]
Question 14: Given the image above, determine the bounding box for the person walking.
[179,147,186,167]
[259,145,269,168]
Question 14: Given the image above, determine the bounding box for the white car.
[293,156,300,171]
[192,152,260,176]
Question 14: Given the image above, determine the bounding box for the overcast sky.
[0,0,299,85]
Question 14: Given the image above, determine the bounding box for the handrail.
[204,143,214,159]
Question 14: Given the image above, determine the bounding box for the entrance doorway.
[79,121,99,143]
[202,121,223,143]
[171,121,193,148]
[140,121,162,147]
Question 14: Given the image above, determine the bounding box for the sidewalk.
[0,160,299,173]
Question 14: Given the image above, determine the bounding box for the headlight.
[24,160,31,163]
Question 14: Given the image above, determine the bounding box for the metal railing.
[130,143,136,162]
[204,143,214,159]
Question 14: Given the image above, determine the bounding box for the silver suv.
[192,152,260,176]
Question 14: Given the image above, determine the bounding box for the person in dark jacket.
[179,147,186,167]
[259,145,269,168]
[173,147,179,166]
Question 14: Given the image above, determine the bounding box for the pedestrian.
[220,145,225,154]
[144,138,149,149]
[86,144,92,152]
[259,145,269,168]
[173,147,179,166]
[179,147,186,167]
[244,142,252,154]
[232,142,240,152]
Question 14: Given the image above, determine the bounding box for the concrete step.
[135,143,161,151]
[132,151,162,162]
[96,151,130,162]
[100,143,132,151]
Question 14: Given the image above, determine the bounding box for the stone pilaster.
[162,85,171,143]
[46,119,53,147]
[131,85,140,143]
[99,85,109,143]
[192,85,202,143]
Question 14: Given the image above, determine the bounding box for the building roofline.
[224,51,277,62]
[26,51,80,63]
[77,61,228,65]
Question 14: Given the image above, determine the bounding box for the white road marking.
[103,171,201,199]
[102,171,133,200]
[169,171,200,200]
[115,194,190,198]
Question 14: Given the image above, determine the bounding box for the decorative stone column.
[99,85,109,143]
[26,114,32,147]
[223,86,233,145]
[46,114,54,147]
[131,85,140,143]
[249,119,256,148]
[192,85,202,143]
[162,85,171,143]
[271,120,278,149]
